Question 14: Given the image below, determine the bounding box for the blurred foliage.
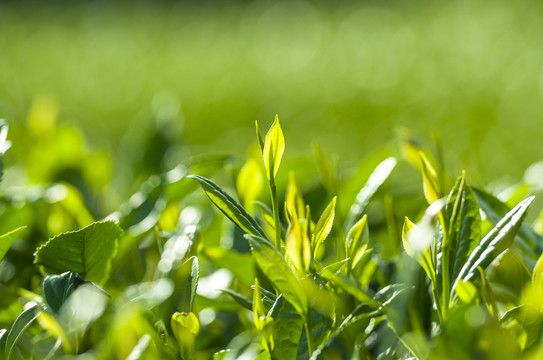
[2,1,543,359]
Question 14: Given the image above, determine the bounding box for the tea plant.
[0,117,543,359]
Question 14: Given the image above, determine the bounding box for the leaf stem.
[270,177,282,251]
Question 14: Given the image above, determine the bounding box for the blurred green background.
[2,0,543,215]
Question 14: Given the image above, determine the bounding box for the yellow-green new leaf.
[255,120,265,152]
[455,280,477,304]
[245,234,308,316]
[402,217,416,258]
[236,158,264,212]
[171,312,199,360]
[285,173,305,223]
[420,152,441,205]
[287,215,311,274]
[346,215,369,271]
[312,197,336,257]
[262,116,285,180]
[402,217,436,283]
[532,252,543,299]
[253,278,266,329]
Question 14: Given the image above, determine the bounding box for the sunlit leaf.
[171,312,199,360]
[420,152,441,206]
[286,215,311,274]
[236,158,264,212]
[262,115,285,180]
[346,215,369,272]
[0,226,26,263]
[285,173,305,224]
[312,197,336,257]
[474,187,543,257]
[453,196,535,291]
[455,280,477,304]
[445,174,481,282]
[346,157,396,229]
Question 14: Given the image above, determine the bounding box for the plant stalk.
[270,177,282,250]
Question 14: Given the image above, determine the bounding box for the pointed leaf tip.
[263,116,285,180]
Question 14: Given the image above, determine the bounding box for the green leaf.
[0,226,26,263]
[320,268,379,307]
[262,115,285,180]
[420,152,441,205]
[286,215,311,274]
[236,158,264,212]
[474,187,543,257]
[34,221,123,284]
[346,157,396,229]
[268,295,304,360]
[220,289,253,310]
[245,234,307,316]
[126,334,151,360]
[453,196,535,291]
[204,247,255,286]
[346,215,369,272]
[401,217,436,283]
[43,272,78,313]
[178,256,199,313]
[297,310,333,359]
[533,252,543,301]
[171,312,199,360]
[312,197,336,257]
[398,332,429,360]
[455,280,478,304]
[255,120,265,152]
[445,175,481,282]
[5,303,41,360]
[188,175,268,239]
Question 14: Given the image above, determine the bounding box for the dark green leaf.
[188,175,268,239]
[269,295,304,360]
[220,289,252,310]
[297,310,333,359]
[5,303,41,360]
[34,221,123,284]
[43,272,78,313]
